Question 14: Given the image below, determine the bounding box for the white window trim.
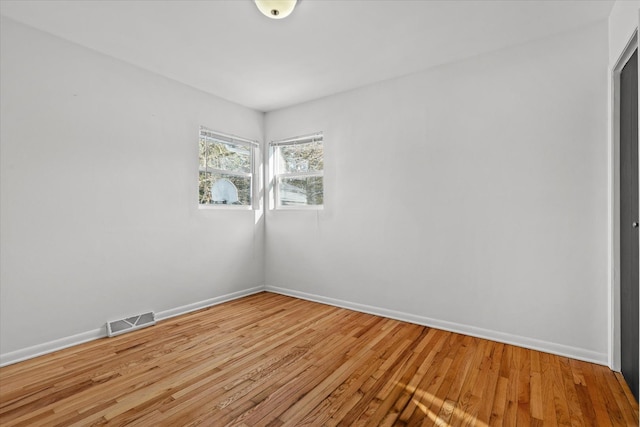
[199,127,259,210]
[270,132,324,210]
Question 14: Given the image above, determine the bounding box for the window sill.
[198,204,253,211]
[274,205,324,211]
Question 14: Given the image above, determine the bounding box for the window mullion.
[277,171,323,179]
[206,167,251,178]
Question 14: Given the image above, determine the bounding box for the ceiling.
[0,0,614,112]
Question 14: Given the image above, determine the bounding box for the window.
[199,127,257,208]
[271,133,323,208]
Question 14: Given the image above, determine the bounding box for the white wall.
[0,18,264,360]
[0,15,613,366]
[265,22,610,363]
[608,0,639,67]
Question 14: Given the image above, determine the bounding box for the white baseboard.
[1,285,607,368]
[0,286,265,367]
[155,286,264,321]
[0,328,105,368]
[264,285,608,366]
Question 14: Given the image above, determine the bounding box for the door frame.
[609,29,639,372]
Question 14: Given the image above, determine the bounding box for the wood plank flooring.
[0,292,637,426]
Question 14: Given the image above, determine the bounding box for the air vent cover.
[107,312,155,337]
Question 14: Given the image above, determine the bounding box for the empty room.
[0,0,639,425]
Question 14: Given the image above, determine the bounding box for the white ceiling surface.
[1,0,614,112]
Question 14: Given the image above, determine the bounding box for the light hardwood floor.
[0,292,637,426]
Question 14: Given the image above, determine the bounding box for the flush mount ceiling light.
[255,0,297,19]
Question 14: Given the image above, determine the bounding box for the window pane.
[199,171,213,204]
[206,140,251,174]
[199,171,251,206]
[277,141,323,173]
[278,176,323,206]
[199,138,208,168]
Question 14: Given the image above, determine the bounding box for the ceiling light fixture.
[255,0,297,19]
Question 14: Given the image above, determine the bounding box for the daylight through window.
[271,133,323,208]
[199,127,257,207]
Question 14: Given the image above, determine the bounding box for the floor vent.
[107,312,156,337]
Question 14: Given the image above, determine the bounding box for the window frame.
[270,132,324,210]
[198,127,258,210]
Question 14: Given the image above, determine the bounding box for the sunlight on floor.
[397,381,489,427]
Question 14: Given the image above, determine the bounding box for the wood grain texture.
[0,292,637,426]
